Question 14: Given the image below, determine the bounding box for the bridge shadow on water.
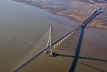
[80,62,107,72]
[54,53,107,62]
[53,53,107,72]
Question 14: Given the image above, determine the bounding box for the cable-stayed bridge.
[13,8,107,72]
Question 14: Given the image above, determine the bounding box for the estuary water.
[0,0,74,72]
[0,0,107,72]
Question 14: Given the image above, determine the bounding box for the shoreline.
[14,0,107,30]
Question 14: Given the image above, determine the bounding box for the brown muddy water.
[0,0,76,72]
[0,0,107,72]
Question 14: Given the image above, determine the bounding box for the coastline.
[14,0,107,29]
